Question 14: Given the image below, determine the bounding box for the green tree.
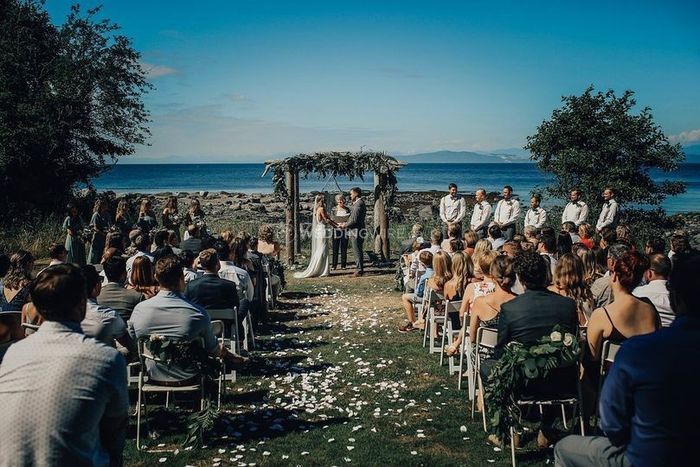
[525,86,685,213]
[0,1,151,218]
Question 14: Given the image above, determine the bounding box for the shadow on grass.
[269,310,331,321]
[257,337,326,352]
[281,291,332,299]
[246,354,333,377]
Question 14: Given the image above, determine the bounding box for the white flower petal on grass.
[346,446,355,451]
[301,452,309,456]
[410,451,418,455]
[158,460,167,464]
[493,447,502,452]
[328,438,335,443]
[460,425,468,432]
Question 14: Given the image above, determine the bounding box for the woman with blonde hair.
[471,238,493,279]
[576,248,604,288]
[427,250,453,294]
[441,223,463,252]
[127,256,158,299]
[444,251,473,301]
[87,198,111,264]
[162,196,182,242]
[463,230,479,256]
[549,253,594,325]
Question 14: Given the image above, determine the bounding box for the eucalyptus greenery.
[485,326,581,442]
[264,151,404,209]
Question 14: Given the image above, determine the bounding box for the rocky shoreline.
[89,189,700,247]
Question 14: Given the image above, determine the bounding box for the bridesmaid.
[136,198,158,235]
[62,203,86,266]
[162,196,181,242]
[87,199,111,264]
[114,199,133,237]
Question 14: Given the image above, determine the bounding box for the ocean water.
[91,163,700,214]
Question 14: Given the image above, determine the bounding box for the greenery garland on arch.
[264,151,405,208]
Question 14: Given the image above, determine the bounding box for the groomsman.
[524,194,547,229]
[493,185,521,241]
[561,189,589,227]
[596,187,620,232]
[439,183,466,232]
[470,188,492,238]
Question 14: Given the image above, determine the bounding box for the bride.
[294,195,339,278]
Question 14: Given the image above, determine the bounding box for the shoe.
[536,430,551,449]
[398,322,417,333]
[225,353,250,370]
[488,433,521,449]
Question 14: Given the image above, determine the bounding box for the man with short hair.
[98,255,144,321]
[0,264,128,466]
[591,242,630,308]
[524,194,547,229]
[470,188,492,238]
[440,183,467,232]
[180,225,203,255]
[410,228,443,275]
[128,255,247,384]
[81,265,135,357]
[561,189,589,227]
[554,251,700,466]
[633,254,674,326]
[492,185,521,241]
[537,234,558,279]
[186,248,242,333]
[596,187,620,232]
[488,224,506,251]
[342,187,368,277]
[179,249,202,283]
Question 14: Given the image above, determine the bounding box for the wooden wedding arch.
[263,151,405,264]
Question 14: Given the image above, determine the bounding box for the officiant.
[331,194,350,270]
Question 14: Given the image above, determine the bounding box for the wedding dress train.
[294,209,330,279]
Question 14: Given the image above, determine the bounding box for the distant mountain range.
[397,149,531,164]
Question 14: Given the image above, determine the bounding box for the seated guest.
[401,224,425,255]
[0,250,34,312]
[125,233,154,282]
[644,236,665,255]
[0,264,128,465]
[669,230,692,262]
[577,248,604,288]
[127,256,159,299]
[128,255,247,384]
[409,229,443,276]
[180,249,202,283]
[152,245,174,263]
[587,251,660,362]
[255,226,282,297]
[471,239,493,278]
[185,248,243,334]
[98,256,144,321]
[501,240,521,258]
[81,265,135,357]
[180,224,203,255]
[549,253,594,325]
[555,251,700,466]
[537,234,558,281]
[47,243,68,267]
[523,225,539,250]
[632,254,673,327]
[463,230,478,256]
[484,250,579,448]
[399,251,434,333]
[557,230,573,257]
[598,226,617,251]
[444,251,473,302]
[426,250,452,295]
[441,222,463,251]
[487,224,505,251]
[591,243,630,308]
[215,240,253,318]
[577,223,594,249]
[562,221,581,244]
[448,238,464,256]
[168,230,182,255]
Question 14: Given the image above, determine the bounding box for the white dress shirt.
[596,199,619,231]
[470,200,492,231]
[633,279,674,327]
[0,321,128,466]
[561,201,589,226]
[440,194,467,224]
[493,199,521,226]
[524,207,547,229]
[219,260,254,301]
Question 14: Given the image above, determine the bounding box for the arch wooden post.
[294,170,301,254]
[373,172,390,260]
[285,169,296,264]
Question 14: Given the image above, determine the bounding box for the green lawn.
[124,268,558,466]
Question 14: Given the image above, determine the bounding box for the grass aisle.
[125,269,552,466]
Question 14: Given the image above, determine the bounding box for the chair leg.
[457,325,466,390]
[136,388,143,450]
[510,425,517,467]
[422,308,430,348]
[480,377,488,432]
[561,404,568,429]
[165,391,170,408]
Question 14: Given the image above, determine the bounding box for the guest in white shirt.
[214,240,253,322]
[492,185,521,241]
[440,183,467,231]
[470,188,492,238]
[524,194,547,229]
[561,189,589,227]
[488,225,506,251]
[596,187,620,232]
[633,254,674,326]
[39,243,68,274]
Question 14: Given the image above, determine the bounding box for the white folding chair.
[208,308,239,353]
[21,322,40,336]
[261,258,276,310]
[135,336,209,451]
[456,309,476,397]
[439,300,463,371]
[470,327,498,432]
[426,291,447,355]
[597,340,621,403]
[420,287,435,348]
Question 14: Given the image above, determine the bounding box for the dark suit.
[185,273,242,335]
[97,282,144,321]
[345,198,367,273]
[180,237,203,255]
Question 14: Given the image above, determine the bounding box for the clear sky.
[46,0,700,162]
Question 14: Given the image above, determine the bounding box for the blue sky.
[46,0,700,162]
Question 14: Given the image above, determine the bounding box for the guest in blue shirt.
[555,251,700,466]
[399,250,434,333]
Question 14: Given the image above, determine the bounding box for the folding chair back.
[440,300,463,370]
[473,326,498,431]
[600,340,621,376]
[21,322,40,336]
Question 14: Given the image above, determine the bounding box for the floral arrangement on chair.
[485,326,581,442]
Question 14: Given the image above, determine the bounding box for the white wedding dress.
[294,206,330,279]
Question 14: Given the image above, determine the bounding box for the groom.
[340,187,367,277]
